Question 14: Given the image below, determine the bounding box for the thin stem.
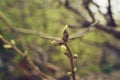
[64,42,75,80]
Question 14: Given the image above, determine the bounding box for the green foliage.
[14,54,23,62]
[79,69,88,77]
[102,64,113,74]
[89,65,101,73]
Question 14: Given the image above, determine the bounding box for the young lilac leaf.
[74,67,77,72]
[24,50,28,57]
[51,39,63,46]
[73,54,78,59]
[51,40,60,46]
[67,71,72,76]
[61,45,67,54]
[10,39,16,45]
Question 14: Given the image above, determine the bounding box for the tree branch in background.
[94,24,120,39]
[82,0,95,23]
[0,11,94,41]
[91,0,117,27]
[105,0,117,27]
[0,11,59,40]
[64,0,86,21]
[63,0,92,27]
[0,35,55,80]
[28,43,48,63]
[69,21,97,40]
[12,28,59,40]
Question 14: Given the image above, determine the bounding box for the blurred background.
[0,0,120,80]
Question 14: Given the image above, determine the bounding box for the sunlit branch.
[69,21,98,40]
[0,11,94,41]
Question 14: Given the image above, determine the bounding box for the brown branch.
[91,0,117,27]
[63,0,86,21]
[69,21,98,40]
[106,0,116,27]
[52,26,76,80]
[64,42,76,80]
[28,43,48,63]
[82,0,95,22]
[94,24,120,39]
[0,35,55,80]
[0,11,15,31]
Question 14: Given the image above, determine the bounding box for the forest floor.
[79,71,120,80]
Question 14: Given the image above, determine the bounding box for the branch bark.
[105,0,117,27]
[94,24,120,39]
[0,35,55,80]
[82,0,95,23]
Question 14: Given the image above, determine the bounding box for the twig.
[0,11,95,41]
[0,35,55,80]
[0,11,59,40]
[69,21,98,40]
[64,0,86,20]
[51,25,77,80]
[64,42,76,80]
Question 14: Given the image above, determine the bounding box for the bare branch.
[28,43,48,63]
[13,27,59,40]
[0,35,55,80]
[82,0,95,22]
[63,0,86,21]
[69,21,98,40]
[95,24,120,38]
[0,11,94,41]
[106,0,117,27]
[0,11,59,40]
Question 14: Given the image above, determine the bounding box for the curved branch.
[0,35,55,80]
[69,21,98,40]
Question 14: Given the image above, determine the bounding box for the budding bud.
[51,39,64,46]
[61,45,67,53]
[62,25,69,42]
[74,67,77,72]
[10,39,16,45]
[3,44,12,48]
[67,71,72,76]
[73,54,78,59]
